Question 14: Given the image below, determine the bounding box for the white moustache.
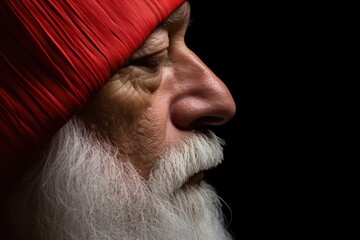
[149,131,225,196]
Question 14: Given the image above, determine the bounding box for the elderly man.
[0,1,236,239]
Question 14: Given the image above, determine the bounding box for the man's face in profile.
[9,2,235,240]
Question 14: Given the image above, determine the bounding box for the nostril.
[190,116,227,129]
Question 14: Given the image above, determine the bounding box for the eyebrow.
[160,2,190,28]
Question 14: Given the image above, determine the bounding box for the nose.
[171,50,236,130]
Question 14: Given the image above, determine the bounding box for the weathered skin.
[79,2,236,178]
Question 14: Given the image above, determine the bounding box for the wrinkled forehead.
[131,2,190,59]
[161,1,190,27]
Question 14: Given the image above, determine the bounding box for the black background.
[186,2,244,239]
[185,1,349,239]
[185,1,320,239]
[186,1,352,239]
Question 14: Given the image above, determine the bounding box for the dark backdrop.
[186,2,242,239]
[186,1,334,239]
[186,1,304,239]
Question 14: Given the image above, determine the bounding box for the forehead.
[129,2,190,58]
[161,2,190,28]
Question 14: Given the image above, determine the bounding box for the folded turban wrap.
[0,0,185,194]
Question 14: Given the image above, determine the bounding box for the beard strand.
[10,118,233,240]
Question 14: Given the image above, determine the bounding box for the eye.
[140,57,174,68]
[126,50,174,69]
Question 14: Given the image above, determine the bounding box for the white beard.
[10,118,233,240]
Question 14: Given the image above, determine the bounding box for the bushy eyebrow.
[160,2,190,28]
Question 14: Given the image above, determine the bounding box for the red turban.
[0,0,185,194]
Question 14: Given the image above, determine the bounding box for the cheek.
[106,110,167,178]
[126,114,167,174]
[85,67,162,133]
[79,67,166,177]
[105,67,162,114]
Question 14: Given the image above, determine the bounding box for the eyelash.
[126,57,174,69]
[142,57,174,68]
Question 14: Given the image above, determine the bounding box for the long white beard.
[10,118,233,240]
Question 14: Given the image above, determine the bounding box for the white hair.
[9,118,233,240]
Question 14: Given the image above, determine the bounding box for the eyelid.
[130,28,169,61]
[144,57,174,68]
[126,49,173,68]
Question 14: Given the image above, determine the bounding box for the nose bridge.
[171,49,236,129]
[183,49,234,96]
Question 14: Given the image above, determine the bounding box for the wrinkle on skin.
[78,2,194,178]
[106,67,162,111]
[78,64,166,178]
[79,91,165,177]
[130,28,169,61]
[129,113,167,174]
